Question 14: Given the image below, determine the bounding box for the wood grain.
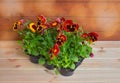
[0,41,120,82]
[0,70,120,82]
[0,0,120,40]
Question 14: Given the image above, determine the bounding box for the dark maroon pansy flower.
[88,32,99,42]
[63,20,79,32]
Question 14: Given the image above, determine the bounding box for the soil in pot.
[44,62,54,70]
[29,55,40,64]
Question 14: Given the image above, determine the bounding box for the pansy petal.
[13,22,18,31]
[37,15,46,24]
[28,23,37,32]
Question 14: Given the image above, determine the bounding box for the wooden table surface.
[0,41,120,83]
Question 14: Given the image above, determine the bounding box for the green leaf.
[38,58,45,65]
[70,63,75,70]
[32,50,39,56]
[71,56,78,62]
[27,49,32,54]
[54,68,59,75]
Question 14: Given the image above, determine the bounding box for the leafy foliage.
[50,30,92,70]
[18,28,42,56]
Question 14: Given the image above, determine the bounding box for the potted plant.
[12,15,50,64]
[48,18,98,76]
[12,16,98,75]
[12,15,58,68]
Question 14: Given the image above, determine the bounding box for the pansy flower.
[37,15,46,24]
[81,33,88,38]
[50,21,59,27]
[49,44,60,59]
[63,20,79,32]
[28,22,37,33]
[37,24,48,32]
[56,17,65,23]
[57,17,66,31]
[13,19,24,31]
[56,25,64,32]
[60,17,65,22]
[88,32,99,42]
[63,20,73,32]
[56,34,67,46]
[37,15,48,33]
[13,22,18,31]
[18,19,24,25]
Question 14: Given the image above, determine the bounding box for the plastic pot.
[29,55,40,64]
[59,58,84,76]
[44,62,54,70]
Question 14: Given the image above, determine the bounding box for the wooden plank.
[0,0,120,17]
[92,41,120,48]
[0,82,52,83]
[0,59,119,69]
[0,70,54,82]
[93,48,120,59]
[0,31,120,40]
[0,70,120,82]
[56,70,120,83]
[0,41,20,48]
[0,48,28,59]
[0,31,19,41]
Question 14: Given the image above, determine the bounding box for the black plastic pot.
[59,68,74,76]
[59,58,84,76]
[29,55,40,64]
[44,63,54,70]
[75,57,84,68]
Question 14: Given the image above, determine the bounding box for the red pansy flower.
[60,17,65,22]
[63,20,73,32]
[88,32,99,42]
[81,33,88,38]
[49,44,60,59]
[63,20,79,32]
[56,34,67,46]
[37,15,46,24]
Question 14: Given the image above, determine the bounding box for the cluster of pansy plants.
[13,15,98,70]
[13,15,58,59]
[48,17,98,70]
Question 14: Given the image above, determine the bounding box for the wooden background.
[0,0,120,41]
